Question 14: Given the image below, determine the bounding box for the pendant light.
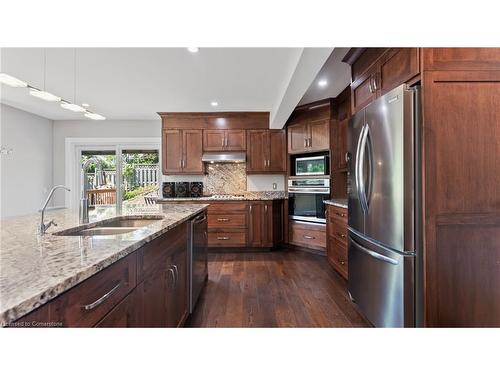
[29,49,61,102]
[61,49,85,112]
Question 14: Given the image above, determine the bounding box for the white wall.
[52,119,161,206]
[0,104,54,218]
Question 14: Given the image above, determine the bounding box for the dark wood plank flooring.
[187,249,370,327]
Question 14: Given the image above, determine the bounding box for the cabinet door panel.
[225,130,246,151]
[351,68,377,114]
[183,129,203,173]
[248,202,264,247]
[287,123,308,153]
[246,130,268,173]
[309,119,329,151]
[162,129,182,174]
[379,48,420,94]
[203,130,226,151]
[167,244,188,327]
[268,130,286,172]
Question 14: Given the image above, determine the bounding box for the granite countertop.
[324,199,348,209]
[155,190,287,202]
[0,203,208,325]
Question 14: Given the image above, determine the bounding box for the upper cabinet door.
[308,119,330,152]
[379,48,420,95]
[225,130,246,151]
[183,129,203,174]
[351,65,378,114]
[162,129,183,174]
[287,123,308,153]
[246,130,268,173]
[203,130,226,151]
[268,130,286,172]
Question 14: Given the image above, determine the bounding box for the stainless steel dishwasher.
[189,211,208,313]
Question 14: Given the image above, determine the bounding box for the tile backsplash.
[162,162,285,194]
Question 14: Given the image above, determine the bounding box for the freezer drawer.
[348,229,414,327]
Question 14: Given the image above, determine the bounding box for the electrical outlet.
[272,182,277,190]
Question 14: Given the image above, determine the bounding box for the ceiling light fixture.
[61,101,86,112]
[0,73,28,87]
[318,79,328,87]
[211,101,218,107]
[29,88,61,102]
[84,111,106,120]
[187,47,199,53]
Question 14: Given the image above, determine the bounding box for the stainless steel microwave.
[295,155,328,176]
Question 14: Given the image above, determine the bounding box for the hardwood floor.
[187,249,370,327]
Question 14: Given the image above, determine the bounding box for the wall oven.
[295,155,328,176]
[288,178,330,224]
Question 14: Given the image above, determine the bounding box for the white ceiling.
[0,47,334,128]
[298,48,351,105]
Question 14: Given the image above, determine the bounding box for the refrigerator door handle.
[355,124,365,213]
[357,124,370,213]
[350,236,399,265]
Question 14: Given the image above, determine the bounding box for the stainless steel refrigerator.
[347,84,422,328]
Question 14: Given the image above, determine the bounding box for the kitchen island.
[0,203,208,327]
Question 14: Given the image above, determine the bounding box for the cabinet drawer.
[208,230,246,247]
[327,205,348,225]
[208,213,247,228]
[207,202,248,213]
[289,221,326,250]
[50,253,137,327]
[327,237,348,279]
[328,219,347,246]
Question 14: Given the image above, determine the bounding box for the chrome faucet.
[80,156,107,224]
[39,185,71,234]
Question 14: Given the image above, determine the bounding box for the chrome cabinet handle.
[172,264,178,287]
[372,73,378,91]
[221,137,225,147]
[368,76,374,93]
[345,152,349,163]
[83,282,121,311]
[335,212,346,218]
[304,138,307,148]
[249,205,252,213]
[303,235,315,240]
[264,204,268,213]
[217,218,230,222]
[340,260,346,265]
[337,232,346,239]
[217,236,230,240]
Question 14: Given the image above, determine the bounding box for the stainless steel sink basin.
[98,217,163,228]
[52,215,163,236]
[63,227,138,236]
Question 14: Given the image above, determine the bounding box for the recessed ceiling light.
[0,73,28,87]
[61,101,86,112]
[29,88,61,102]
[211,101,218,107]
[318,79,328,87]
[82,103,90,108]
[187,47,199,53]
[84,111,106,120]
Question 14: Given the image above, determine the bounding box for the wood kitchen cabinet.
[289,221,326,253]
[347,48,420,114]
[326,205,348,279]
[287,119,329,154]
[14,219,194,328]
[203,129,246,151]
[248,200,283,248]
[246,130,286,173]
[162,129,203,175]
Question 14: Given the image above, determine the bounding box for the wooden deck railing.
[87,188,117,206]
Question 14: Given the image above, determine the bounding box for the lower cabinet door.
[95,289,141,328]
[140,270,168,327]
[248,202,264,247]
[166,247,188,328]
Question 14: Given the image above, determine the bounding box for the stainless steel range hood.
[202,152,246,163]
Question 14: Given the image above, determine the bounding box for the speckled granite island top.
[324,199,348,209]
[155,190,287,202]
[0,203,208,325]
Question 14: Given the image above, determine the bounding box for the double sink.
[53,216,163,237]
